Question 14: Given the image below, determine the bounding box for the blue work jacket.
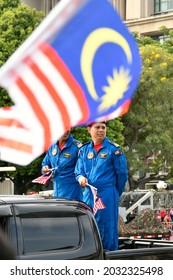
[75,137,128,250]
[42,134,83,200]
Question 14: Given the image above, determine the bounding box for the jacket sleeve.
[41,151,51,173]
[75,148,86,181]
[112,149,128,196]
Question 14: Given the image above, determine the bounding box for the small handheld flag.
[32,172,53,186]
[32,167,56,185]
[87,184,106,215]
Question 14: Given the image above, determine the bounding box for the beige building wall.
[110,0,126,20]
[22,0,60,13]
[21,0,173,36]
[108,0,169,37]
[125,0,154,19]
[126,0,143,19]
[22,0,42,10]
[126,12,173,36]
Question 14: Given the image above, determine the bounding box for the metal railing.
[125,191,154,216]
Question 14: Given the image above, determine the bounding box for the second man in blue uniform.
[42,130,83,200]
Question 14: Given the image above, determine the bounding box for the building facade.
[21,0,173,38]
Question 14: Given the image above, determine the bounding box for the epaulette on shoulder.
[109,141,120,147]
[73,140,83,148]
[81,141,91,147]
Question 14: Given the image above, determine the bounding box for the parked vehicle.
[0,195,173,260]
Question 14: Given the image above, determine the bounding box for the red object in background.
[160,209,166,222]
[27,191,38,195]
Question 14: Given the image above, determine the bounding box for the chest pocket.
[58,152,74,167]
[95,152,110,169]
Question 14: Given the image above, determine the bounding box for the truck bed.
[105,238,173,260]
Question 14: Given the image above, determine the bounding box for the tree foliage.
[0,3,44,66]
[0,0,21,14]
[122,33,173,189]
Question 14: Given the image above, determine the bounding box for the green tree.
[162,30,173,54]
[0,0,21,14]
[0,0,45,194]
[122,35,173,190]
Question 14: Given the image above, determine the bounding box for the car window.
[21,216,80,254]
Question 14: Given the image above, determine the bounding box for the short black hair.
[87,121,106,127]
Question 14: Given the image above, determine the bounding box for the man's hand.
[42,165,51,175]
[78,176,88,187]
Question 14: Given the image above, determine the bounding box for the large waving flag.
[0,0,141,165]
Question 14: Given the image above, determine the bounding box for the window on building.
[152,34,170,44]
[42,0,61,14]
[154,0,173,13]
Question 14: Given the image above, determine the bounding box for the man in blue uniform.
[42,130,83,200]
[75,122,128,250]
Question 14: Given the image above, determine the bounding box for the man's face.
[87,123,106,144]
[60,130,70,141]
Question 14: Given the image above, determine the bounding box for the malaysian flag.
[89,184,106,215]
[0,0,141,165]
[32,172,53,186]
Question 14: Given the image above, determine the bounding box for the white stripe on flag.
[14,63,65,138]
[34,50,84,125]
[9,83,45,131]
[8,46,85,143]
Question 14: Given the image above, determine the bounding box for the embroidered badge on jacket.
[63,153,71,158]
[99,153,108,158]
[77,143,83,148]
[52,148,57,156]
[73,140,82,148]
[115,150,122,156]
[87,152,94,159]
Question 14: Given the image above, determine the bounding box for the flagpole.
[0,0,87,82]
[86,183,97,190]
[47,167,58,171]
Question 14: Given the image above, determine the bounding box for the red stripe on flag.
[42,43,89,123]
[16,78,51,151]
[0,118,26,128]
[119,100,131,116]
[94,197,106,215]
[0,137,32,153]
[28,56,71,129]
[89,185,106,215]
